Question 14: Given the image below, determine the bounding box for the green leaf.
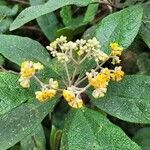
[56,25,86,40]
[10,0,94,31]
[0,18,13,33]
[83,3,99,23]
[79,58,96,79]
[0,72,37,115]
[60,108,141,150]
[50,125,62,150]
[137,53,150,75]
[0,35,63,80]
[133,127,150,150]
[30,0,58,41]
[90,75,150,123]
[95,5,143,54]
[20,124,46,150]
[60,6,72,26]
[140,2,150,48]
[0,54,5,65]
[0,5,18,17]
[0,35,50,66]
[0,99,57,150]
[0,0,6,5]
[58,3,98,39]
[82,25,97,39]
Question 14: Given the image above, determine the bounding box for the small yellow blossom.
[63,90,76,102]
[20,61,35,78]
[111,66,124,81]
[101,68,111,81]
[68,97,83,109]
[20,61,44,78]
[35,89,56,102]
[20,68,36,78]
[19,61,44,88]
[88,72,109,89]
[110,42,123,56]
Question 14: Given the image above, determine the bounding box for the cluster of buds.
[19,61,44,88]
[19,36,124,109]
[46,36,109,63]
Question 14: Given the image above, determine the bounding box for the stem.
[81,84,91,93]
[71,66,78,84]
[79,53,90,64]
[7,0,29,5]
[34,75,44,87]
[64,63,71,86]
[0,16,6,22]
[34,75,64,91]
[75,54,111,86]
[0,66,19,75]
[71,57,78,65]
[74,76,87,86]
[71,59,80,84]
[76,84,91,97]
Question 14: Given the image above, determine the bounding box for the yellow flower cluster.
[19,37,125,109]
[111,66,124,81]
[110,42,123,64]
[63,88,83,108]
[110,42,123,56]
[35,78,58,102]
[87,66,124,98]
[35,89,56,102]
[19,61,44,88]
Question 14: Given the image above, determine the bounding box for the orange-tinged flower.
[63,90,76,102]
[35,89,56,102]
[111,67,124,81]
[110,42,123,56]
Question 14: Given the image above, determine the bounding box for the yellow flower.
[96,73,109,87]
[111,66,124,81]
[20,61,44,78]
[21,61,32,68]
[88,72,109,89]
[20,68,36,78]
[101,68,111,81]
[110,42,123,56]
[35,89,56,102]
[68,97,83,109]
[63,90,75,102]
